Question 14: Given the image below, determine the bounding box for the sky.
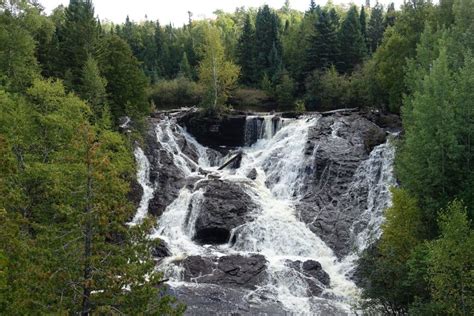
[40,0,405,26]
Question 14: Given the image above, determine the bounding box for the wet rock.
[127,177,143,211]
[286,260,330,296]
[151,239,171,258]
[144,118,201,217]
[247,168,258,180]
[179,254,267,290]
[178,112,247,149]
[168,283,285,316]
[296,114,388,258]
[192,179,258,245]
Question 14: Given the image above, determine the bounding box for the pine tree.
[360,6,368,44]
[385,2,397,28]
[58,0,99,91]
[80,56,107,118]
[236,14,256,85]
[367,3,385,53]
[255,5,282,82]
[338,6,366,73]
[99,35,149,122]
[179,52,192,79]
[305,9,339,73]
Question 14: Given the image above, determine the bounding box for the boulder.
[151,239,171,259]
[179,254,267,290]
[247,168,258,180]
[286,260,330,296]
[192,179,258,245]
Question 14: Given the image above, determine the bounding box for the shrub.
[148,76,202,109]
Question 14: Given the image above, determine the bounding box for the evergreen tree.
[58,0,99,91]
[99,35,149,122]
[337,6,366,73]
[305,9,339,73]
[385,2,397,28]
[255,5,282,82]
[0,2,40,92]
[179,52,192,79]
[360,6,368,43]
[236,14,256,85]
[367,3,385,53]
[80,56,107,119]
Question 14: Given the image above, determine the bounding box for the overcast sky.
[40,0,405,26]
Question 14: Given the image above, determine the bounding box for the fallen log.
[218,151,243,170]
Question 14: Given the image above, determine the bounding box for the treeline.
[0,0,183,314]
[111,0,399,112]
[357,0,474,314]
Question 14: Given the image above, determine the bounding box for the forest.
[0,0,473,315]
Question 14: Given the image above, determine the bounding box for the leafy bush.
[148,76,202,109]
[305,66,351,111]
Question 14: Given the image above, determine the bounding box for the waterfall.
[129,147,154,225]
[132,114,396,314]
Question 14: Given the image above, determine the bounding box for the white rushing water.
[130,147,154,225]
[133,115,395,314]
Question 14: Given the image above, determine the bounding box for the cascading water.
[130,147,154,225]
[133,113,396,314]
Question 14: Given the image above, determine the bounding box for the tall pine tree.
[236,14,256,85]
[338,6,366,73]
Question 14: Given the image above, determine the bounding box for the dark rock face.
[247,168,258,180]
[152,239,171,259]
[192,179,258,245]
[179,254,267,289]
[296,114,387,258]
[286,260,330,296]
[127,177,143,211]
[144,118,202,217]
[178,112,247,149]
[168,284,285,316]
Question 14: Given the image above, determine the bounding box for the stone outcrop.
[178,112,247,149]
[296,114,387,258]
[179,254,267,289]
[286,260,330,296]
[192,179,258,244]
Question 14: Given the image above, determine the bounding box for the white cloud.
[40,0,404,26]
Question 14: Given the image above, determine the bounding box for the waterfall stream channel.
[130,111,396,315]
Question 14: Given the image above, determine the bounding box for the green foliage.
[0,78,184,314]
[236,14,256,85]
[80,56,107,119]
[58,0,99,91]
[367,3,385,53]
[427,200,473,315]
[275,71,295,110]
[198,25,240,112]
[337,6,366,73]
[358,188,425,314]
[148,77,202,109]
[255,5,282,82]
[305,66,350,111]
[0,3,40,91]
[305,8,339,73]
[99,34,149,122]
